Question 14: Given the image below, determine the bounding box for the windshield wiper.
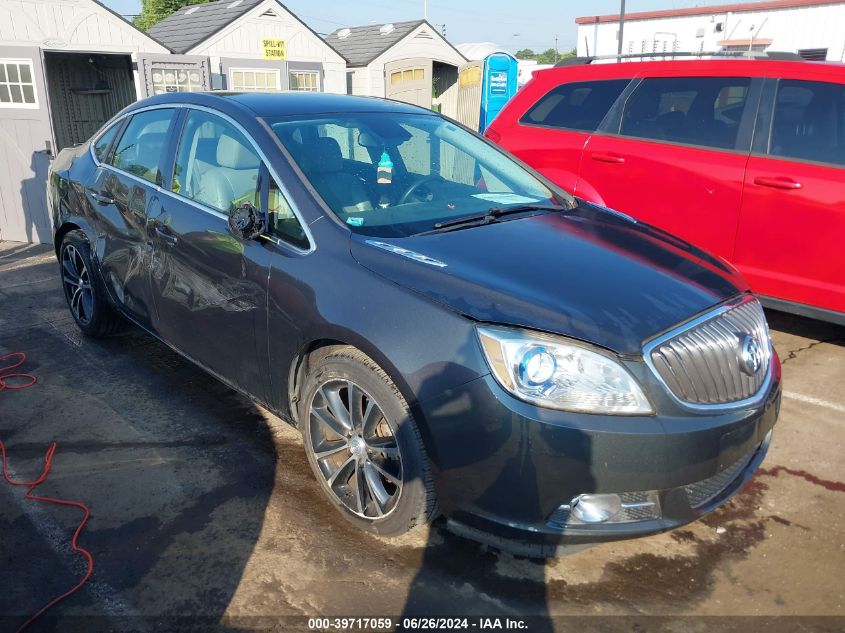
[420,203,568,235]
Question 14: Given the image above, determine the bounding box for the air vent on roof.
[337,28,351,39]
[261,8,277,17]
[228,0,243,8]
[379,23,395,35]
[414,30,433,39]
[185,6,199,14]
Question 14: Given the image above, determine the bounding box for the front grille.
[647,297,771,406]
[684,445,757,508]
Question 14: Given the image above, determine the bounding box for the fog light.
[570,493,622,523]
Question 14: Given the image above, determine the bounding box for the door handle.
[153,225,178,246]
[753,176,802,190]
[88,189,114,205]
[591,152,626,164]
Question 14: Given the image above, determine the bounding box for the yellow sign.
[262,38,286,60]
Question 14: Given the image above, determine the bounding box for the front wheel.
[299,348,437,536]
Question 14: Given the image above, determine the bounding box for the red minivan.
[487,58,845,325]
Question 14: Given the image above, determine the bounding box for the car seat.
[301,137,373,214]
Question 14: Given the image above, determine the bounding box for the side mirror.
[228,202,266,241]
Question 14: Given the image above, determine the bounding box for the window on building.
[389,68,425,87]
[520,79,629,132]
[289,70,320,92]
[769,79,845,167]
[230,69,281,92]
[172,110,261,214]
[620,76,752,149]
[109,109,175,184]
[150,68,203,94]
[0,59,37,107]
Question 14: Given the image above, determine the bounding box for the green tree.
[515,48,536,60]
[134,0,208,31]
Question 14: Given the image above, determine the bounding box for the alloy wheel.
[308,379,403,519]
[62,244,94,325]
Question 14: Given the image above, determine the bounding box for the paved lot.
[1,240,843,632]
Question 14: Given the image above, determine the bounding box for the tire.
[59,230,125,338]
[298,347,437,536]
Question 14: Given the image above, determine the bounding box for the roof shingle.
[148,0,264,54]
[324,20,426,67]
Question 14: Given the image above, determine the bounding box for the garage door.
[0,46,53,244]
[385,58,432,108]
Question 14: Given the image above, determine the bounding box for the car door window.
[621,77,751,149]
[172,110,261,214]
[108,109,175,184]
[520,79,630,131]
[769,79,845,167]
[93,121,123,163]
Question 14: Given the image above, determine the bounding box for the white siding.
[188,0,347,93]
[0,0,167,53]
[577,3,845,61]
[360,23,466,97]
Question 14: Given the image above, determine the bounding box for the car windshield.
[267,112,570,237]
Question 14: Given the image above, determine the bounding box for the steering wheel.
[398,175,445,205]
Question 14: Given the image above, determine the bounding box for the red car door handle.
[753,176,802,190]
[591,152,626,164]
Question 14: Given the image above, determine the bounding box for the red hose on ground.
[1,352,94,633]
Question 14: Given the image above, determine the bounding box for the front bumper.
[413,357,781,551]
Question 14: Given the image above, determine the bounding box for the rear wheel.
[299,348,437,536]
[59,231,124,337]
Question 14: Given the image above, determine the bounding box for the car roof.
[132,91,433,118]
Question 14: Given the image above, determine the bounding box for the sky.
[101,0,766,52]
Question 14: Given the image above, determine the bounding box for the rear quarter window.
[520,79,630,132]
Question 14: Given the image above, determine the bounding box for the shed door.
[0,47,53,243]
[385,58,432,108]
[137,54,211,98]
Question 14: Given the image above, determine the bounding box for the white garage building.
[149,0,348,94]
[325,20,466,108]
[0,0,210,244]
[576,0,845,61]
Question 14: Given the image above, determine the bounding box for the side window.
[93,121,122,163]
[520,79,629,131]
[172,110,260,214]
[109,109,175,184]
[770,79,845,167]
[267,176,309,249]
[621,76,752,150]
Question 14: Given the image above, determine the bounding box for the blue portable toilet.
[480,52,518,130]
[452,51,518,132]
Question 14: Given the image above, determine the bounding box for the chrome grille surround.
[644,296,773,410]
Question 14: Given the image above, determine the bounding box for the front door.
[577,75,758,261]
[148,108,269,398]
[735,78,845,314]
[0,47,53,243]
[385,58,432,108]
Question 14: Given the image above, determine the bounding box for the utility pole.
[554,35,559,62]
[617,0,626,57]
[424,0,427,20]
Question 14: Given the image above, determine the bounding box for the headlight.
[477,325,653,415]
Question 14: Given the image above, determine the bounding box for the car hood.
[349,205,748,355]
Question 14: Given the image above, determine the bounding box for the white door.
[0,47,53,243]
[385,58,432,108]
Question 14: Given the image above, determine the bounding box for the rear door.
[148,108,270,397]
[492,77,630,195]
[93,107,178,328]
[735,77,845,314]
[577,73,760,261]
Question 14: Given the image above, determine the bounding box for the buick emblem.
[739,335,764,376]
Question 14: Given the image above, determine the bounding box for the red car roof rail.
[555,50,804,66]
